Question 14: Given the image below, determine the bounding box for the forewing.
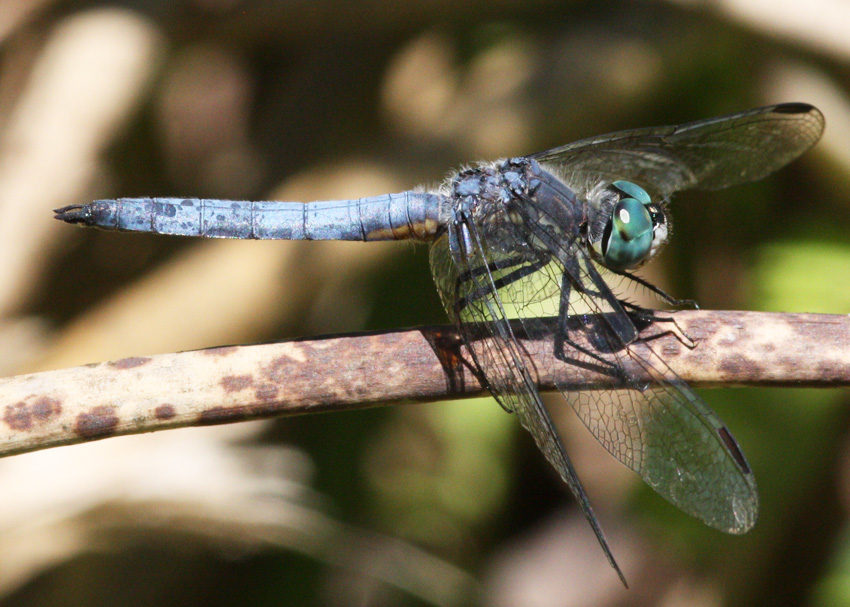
[429,221,626,582]
[530,103,823,200]
[511,195,758,532]
[429,224,574,467]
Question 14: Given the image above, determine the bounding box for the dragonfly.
[55,102,824,583]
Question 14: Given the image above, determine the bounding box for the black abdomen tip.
[53,205,92,224]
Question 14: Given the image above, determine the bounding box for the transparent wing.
[530,103,824,200]
[513,189,758,533]
[550,258,757,532]
[429,221,627,584]
[430,194,758,537]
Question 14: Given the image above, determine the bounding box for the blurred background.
[0,0,848,605]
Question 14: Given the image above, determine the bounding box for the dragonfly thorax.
[587,180,669,271]
[448,157,552,258]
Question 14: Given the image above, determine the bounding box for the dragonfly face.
[587,180,669,271]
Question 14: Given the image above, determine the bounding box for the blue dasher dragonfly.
[55,103,824,583]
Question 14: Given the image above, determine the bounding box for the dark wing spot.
[771,102,813,115]
[718,426,751,474]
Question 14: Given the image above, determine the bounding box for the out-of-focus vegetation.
[0,0,848,605]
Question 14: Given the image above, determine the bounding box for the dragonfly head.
[591,181,668,271]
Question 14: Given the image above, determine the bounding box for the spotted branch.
[0,310,847,458]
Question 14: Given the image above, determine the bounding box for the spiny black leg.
[619,300,674,323]
[615,269,699,309]
[605,267,699,345]
[617,301,698,349]
[619,300,679,324]
[551,269,623,375]
[553,329,626,378]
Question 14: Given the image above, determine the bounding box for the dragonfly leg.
[553,330,629,380]
[615,270,699,309]
[551,271,629,380]
[618,301,698,349]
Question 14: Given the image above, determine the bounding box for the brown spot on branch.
[4,396,62,431]
[109,357,151,370]
[75,406,119,439]
[0,311,845,458]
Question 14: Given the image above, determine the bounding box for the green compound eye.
[612,180,651,204]
[601,182,654,271]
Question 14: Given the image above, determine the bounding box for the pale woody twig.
[0,310,847,459]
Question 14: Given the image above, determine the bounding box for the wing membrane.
[431,192,758,537]
[423,104,823,572]
[531,103,824,200]
[514,191,758,532]
[429,222,627,584]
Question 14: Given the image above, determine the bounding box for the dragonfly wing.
[510,193,758,532]
[429,219,627,584]
[622,338,757,532]
[530,103,823,200]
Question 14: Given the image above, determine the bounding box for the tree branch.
[1,310,848,459]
